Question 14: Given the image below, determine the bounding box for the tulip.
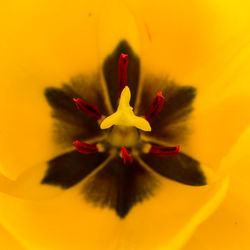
[0,0,249,249]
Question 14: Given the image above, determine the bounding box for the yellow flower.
[0,0,250,249]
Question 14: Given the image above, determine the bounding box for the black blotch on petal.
[45,75,108,145]
[103,40,140,109]
[137,77,196,143]
[42,150,109,188]
[141,152,206,186]
[83,157,158,218]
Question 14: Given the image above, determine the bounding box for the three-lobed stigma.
[100,86,151,132]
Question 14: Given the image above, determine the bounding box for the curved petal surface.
[126,0,250,91]
[0,0,105,178]
[183,126,250,250]
[0,224,25,250]
[0,172,228,250]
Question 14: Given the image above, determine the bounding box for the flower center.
[107,126,139,148]
[72,53,180,164]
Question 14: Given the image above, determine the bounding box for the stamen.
[73,98,102,120]
[121,146,133,164]
[118,53,129,97]
[73,140,98,154]
[144,92,165,122]
[149,145,180,157]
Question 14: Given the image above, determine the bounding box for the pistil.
[100,86,151,132]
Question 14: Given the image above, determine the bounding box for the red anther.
[118,53,129,97]
[73,140,98,154]
[121,146,133,165]
[73,98,102,120]
[144,92,165,122]
[149,145,180,157]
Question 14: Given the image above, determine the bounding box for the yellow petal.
[0,162,63,200]
[185,76,250,170]
[183,191,250,250]
[189,34,250,169]
[0,0,103,179]
[183,125,250,250]
[126,0,250,90]
[98,0,140,64]
[0,170,228,250]
[0,223,25,250]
